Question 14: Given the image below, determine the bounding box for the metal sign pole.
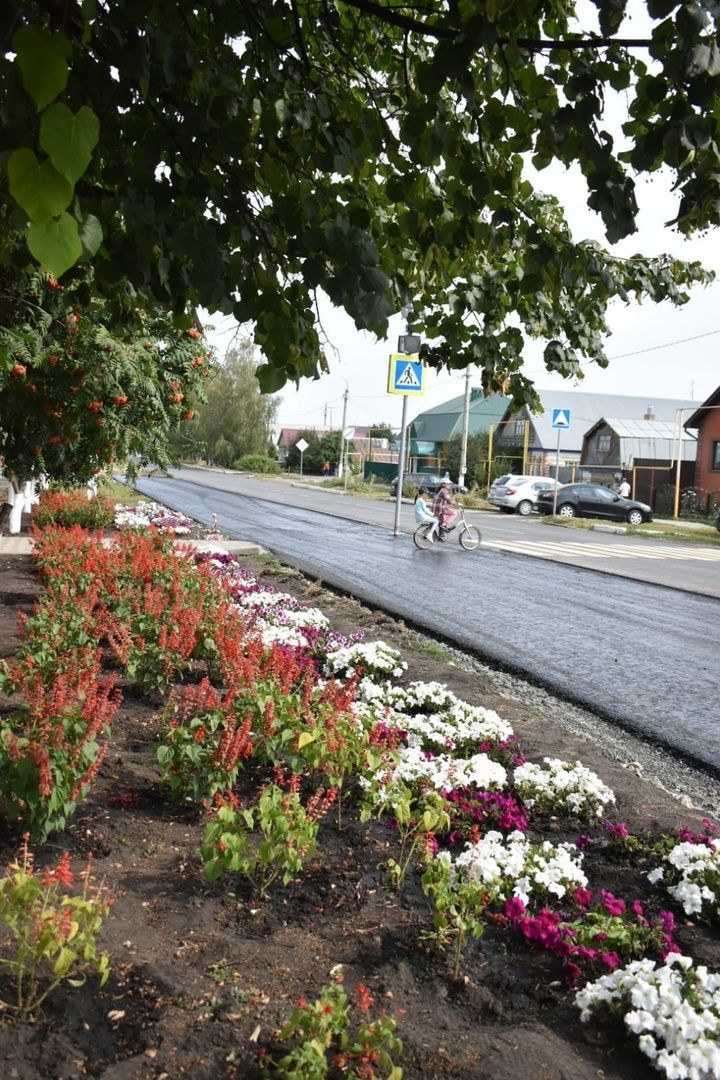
[552,426,560,515]
[392,395,409,537]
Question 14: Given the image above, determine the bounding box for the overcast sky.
[206,6,720,434]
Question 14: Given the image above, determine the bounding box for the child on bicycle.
[414,486,438,529]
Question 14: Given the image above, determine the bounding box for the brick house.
[684,386,720,494]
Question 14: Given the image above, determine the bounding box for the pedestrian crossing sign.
[387,354,425,396]
[552,408,571,428]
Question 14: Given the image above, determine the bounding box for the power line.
[607,328,720,360]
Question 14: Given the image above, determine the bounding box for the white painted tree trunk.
[8,492,23,534]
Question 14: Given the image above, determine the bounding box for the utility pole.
[337,386,349,478]
[458,367,472,488]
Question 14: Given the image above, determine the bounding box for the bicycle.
[413,504,481,551]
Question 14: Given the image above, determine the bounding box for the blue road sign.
[387,354,425,396]
[552,408,571,429]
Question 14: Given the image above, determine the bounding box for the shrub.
[232,454,281,474]
[0,646,121,839]
[33,490,115,530]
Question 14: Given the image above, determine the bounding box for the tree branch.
[336,0,651,49]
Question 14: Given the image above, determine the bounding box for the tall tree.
[190,341,279,465]
[1,1,717,401]
[445,433,490,490]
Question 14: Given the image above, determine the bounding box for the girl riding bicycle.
[414,486,437,528]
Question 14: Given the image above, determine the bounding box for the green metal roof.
[410,392,509,444]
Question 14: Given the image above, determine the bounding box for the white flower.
[576,956,720,1079]
[513,757,615,818]
[323,641,407,681]
[648,839,720,920]
[443,831,586,903]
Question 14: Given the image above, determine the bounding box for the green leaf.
[78,212,103,258]
[13,26,71,111]
[27,212,83,277]
[40,104,100,185]
[8,149,74,225]
[256,364,287,393]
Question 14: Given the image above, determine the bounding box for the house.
[582,417,697,468]
[408,390,509,467]
[494,391,699,476]
[581,416,697,505]
[684,386,720,494]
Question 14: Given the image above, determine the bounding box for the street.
[135,469,720,772]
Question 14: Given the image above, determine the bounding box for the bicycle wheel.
[413,523,436,550]
[459,525,480,550]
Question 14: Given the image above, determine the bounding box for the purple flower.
[603,820,629,839]
[504,896,526,922]
[573,887,593,909]
[600,951,621,970]
[600,890,625,916]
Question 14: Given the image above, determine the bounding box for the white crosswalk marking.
[484,538,720,562]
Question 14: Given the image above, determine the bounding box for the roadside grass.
[99,476,145,506]
[410,637,454,662]
[540,516,720,545]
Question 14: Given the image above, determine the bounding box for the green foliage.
[183,342,279,466]
[444,433,489,490]
[285,429,344,473]
[0,840,111,1014]
[361,782,450,890]
[233,454,281,474]
[200,783,336,894]
[421,854,493,977]
[2,1,715,399]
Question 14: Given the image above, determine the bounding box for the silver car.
[488,474,559,516]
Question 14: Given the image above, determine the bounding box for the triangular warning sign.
[397,363,420,387]
[553,410,570,427]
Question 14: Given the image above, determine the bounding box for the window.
[597,434,611,452]
[712,441,720,471]
[514,420,526,437]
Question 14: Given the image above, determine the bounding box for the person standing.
[618,477,631,498]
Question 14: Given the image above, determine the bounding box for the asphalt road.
[135,469,720,773]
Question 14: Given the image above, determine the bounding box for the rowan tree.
[2,0,718,401]
[0,266,214,483]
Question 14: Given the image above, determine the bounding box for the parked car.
[535,483,653,525]
[488,474,559,516]
[716,507,720,533]
[389,472,467,497]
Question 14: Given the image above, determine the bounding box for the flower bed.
[0,528,718,1078]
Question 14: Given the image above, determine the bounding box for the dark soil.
[0,550,718,1079]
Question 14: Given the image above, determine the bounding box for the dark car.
[389,471,467,497]
[535,483,653,525]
